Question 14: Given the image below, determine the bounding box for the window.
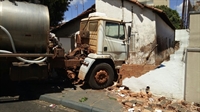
[80,21,98,31]
[105,22,125,40]
[89,22,98,31]
[80,21,87,30]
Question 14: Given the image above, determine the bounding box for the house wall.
[155,15,175,64]
[53,21,80,38]
[59,38,71,53]
[138,0,169,7]
[53,19,84,52]
[96,0,157,64]
[138,0,153,5]
[153,0,169,7]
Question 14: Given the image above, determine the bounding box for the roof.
[128,0,175,30]
[51,4,96,32]
[52,0,175,32]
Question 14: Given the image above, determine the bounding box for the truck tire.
[88,63,114,89]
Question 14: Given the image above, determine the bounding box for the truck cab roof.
[81,16,122,23]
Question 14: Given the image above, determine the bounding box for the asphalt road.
[0,77,79,112]
[0,98,78,112]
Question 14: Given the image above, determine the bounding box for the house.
[96,0,175,65]
[52,5,95,52]
[138,0,170,7]
[53,0,175,65]
[52,0,183,99]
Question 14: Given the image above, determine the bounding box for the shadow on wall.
[155,39,179,65]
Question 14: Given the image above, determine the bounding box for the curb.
[39,95,107,112]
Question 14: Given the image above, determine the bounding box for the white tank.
[0,1,49,53]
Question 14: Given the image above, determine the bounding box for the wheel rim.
[94,70,109,85]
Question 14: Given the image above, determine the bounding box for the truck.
[0,1,155,89]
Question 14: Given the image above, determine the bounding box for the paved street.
[0,77,79,112]
[0,98,78,112]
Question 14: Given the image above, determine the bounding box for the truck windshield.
[105,22,125,40]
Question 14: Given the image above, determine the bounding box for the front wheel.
[88,63,114,89]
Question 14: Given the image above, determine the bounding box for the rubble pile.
[105,85,200,112]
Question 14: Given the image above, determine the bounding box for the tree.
[155,5,181,29]
[16,0,72,26]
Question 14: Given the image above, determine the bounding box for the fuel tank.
[0,1,49,53]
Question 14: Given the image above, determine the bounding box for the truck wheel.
[88,63,114,89]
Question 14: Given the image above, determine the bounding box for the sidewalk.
[39,86,124,112]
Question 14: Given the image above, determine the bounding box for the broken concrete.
[105,85,200,112]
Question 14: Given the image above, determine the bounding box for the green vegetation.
[155,5,181,29]
[16,0,72,26]
[79,97,88,102]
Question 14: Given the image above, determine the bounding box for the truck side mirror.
[128,26,131,38]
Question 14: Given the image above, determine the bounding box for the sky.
[64,0,185,22]
[64,0,95,22]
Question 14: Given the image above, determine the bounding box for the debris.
[180,100,189,106]
[155,109,162,112]
[128,108,134,112]
[132,104,136,107]
[135,100,144,107]
[107,86,114,91]
[158,96,166,101]
[105,85,200,112]
[149,98,154,102]
[124,102,133,108]
[79,97,88,102]
[120,90,129,94]
[197,107,200,112]
[143,109,151,112]
[194,103,200,107]
[119,87,125,90]
[130,92,138,97]
[160,99,172,108]
[49,104,56,108]
[118,93,126,97]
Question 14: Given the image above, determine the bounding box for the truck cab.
[78,15,129,89]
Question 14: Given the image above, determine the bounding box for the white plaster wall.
[96,0,123,20]
[123,30,189,100]
[96,0,156,64]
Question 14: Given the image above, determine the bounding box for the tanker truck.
[0,1,134,89]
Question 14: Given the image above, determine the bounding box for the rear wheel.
[88,63,114,89]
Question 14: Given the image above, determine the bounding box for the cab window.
[105,22,125,40]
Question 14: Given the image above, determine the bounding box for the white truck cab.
[78,13,129,89]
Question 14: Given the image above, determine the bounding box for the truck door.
[103,22,127,61]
